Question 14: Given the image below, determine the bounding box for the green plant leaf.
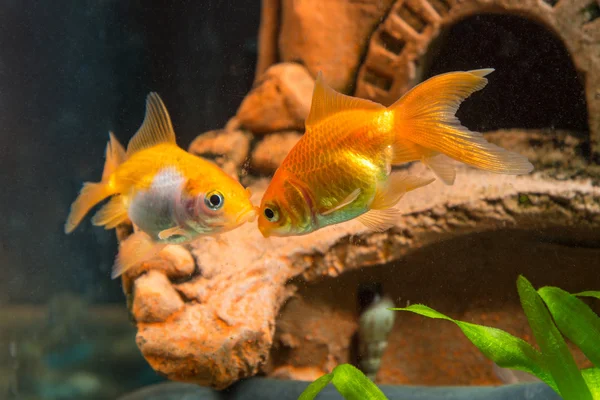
[582,368,600,399]
[390,304,557,391]
[297,364,388,400]
[539,287,600,368]
[517,276,592,400]
[298,372,333,400]
[330,364,388,400]
[577,292,600,301]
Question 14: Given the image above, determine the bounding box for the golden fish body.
[111,143,253,242]
[65,93,256,278]
[258,69,533,237]
[266,109,392,234]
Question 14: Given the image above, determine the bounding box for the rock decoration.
[122,164,600,388]
[250,131,302,175]
[188,129,252,179]
[276,0,395,92]
[236,63,314,134]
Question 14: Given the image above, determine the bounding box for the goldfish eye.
[264,206,279,222]
[205,191,224,210]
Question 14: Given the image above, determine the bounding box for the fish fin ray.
[321,188,361,216]
[126,93,176,157]
[371,173,434,210]
[64,182,113,234]
[112,231,165,279]
[390,69,533,175]
[102,132,127,181]
[65,132,126,234]
[422,154,456,185]
[357,208,401,232]
[391,140,430,165]
[306,72,384,128]
[91,196,129,229]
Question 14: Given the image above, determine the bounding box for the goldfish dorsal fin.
[305,72,384,128]
[126,93,177,157]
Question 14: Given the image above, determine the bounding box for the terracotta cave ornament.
[118,0,600,390]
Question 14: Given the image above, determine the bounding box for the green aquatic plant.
[298,363,387,400]
[392,276,600,399]
[298,277,600,400]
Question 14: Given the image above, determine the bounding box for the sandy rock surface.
[122,162,600,389]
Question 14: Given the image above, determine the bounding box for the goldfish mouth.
[236,206,257,224]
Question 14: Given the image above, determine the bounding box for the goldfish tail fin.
[65,133,126,234]
[112,231,164,279]
[92,195,129,229]
[389,69,533,181]
[64,182,112,234]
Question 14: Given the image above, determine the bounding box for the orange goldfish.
[65,93,256,278]
[258,69,533,237]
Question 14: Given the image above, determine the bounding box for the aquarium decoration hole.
[423,14,588,136]
[429,0,451,16]
[378,30,406,56]
[355,0,598,158]
[270,227,600,385]
[582,2,600,24]
[542,0,559,7]
[364,68,393,91]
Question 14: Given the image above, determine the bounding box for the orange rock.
[279,0,394,92]
[127,165,600,389]
[251,131,302,174]
[236,63,314,134]
[121,245,196,296]
[132,271,184,323]
[188,129,252,178]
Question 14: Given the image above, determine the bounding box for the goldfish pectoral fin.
[305,72,384,128]
[371,173,435,210]
[112,231,164,279]
[422,154,456,186]
[357,208,401,232]
[391,140,429,165]
[64,182,113,234]
[126,93,177,157]
[157,226,189,241]
[91,195,129,229]
[390,69,533,175]
[102,132,127,181]
[320,188,361,216]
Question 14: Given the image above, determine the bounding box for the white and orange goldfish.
[65,93,256,278]
[257,69,533,237]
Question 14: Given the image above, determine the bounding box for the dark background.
[0,0,260,303]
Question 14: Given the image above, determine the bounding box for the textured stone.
[250,131,302,174]
[128,159,600,388]
[188,129,252,178]
[132,271,184,323]
[236,63,314,134]
[121,245,196,297]
[278,0,395,92]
